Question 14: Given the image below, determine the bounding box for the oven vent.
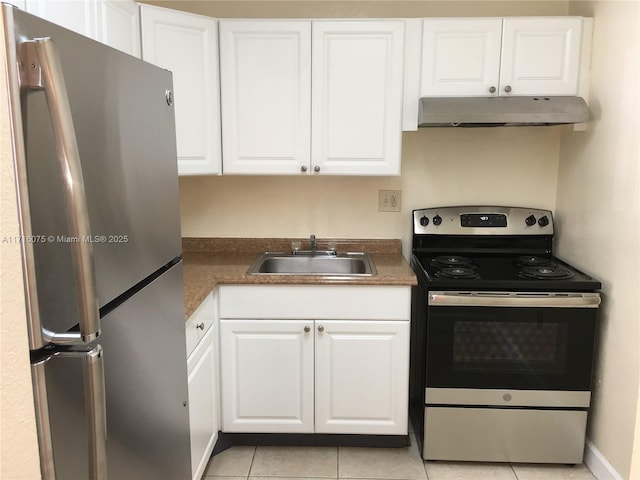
[418,96,590,127]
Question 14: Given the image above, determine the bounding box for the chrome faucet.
[310,234,317,252]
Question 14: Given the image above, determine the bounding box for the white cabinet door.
[220,319,314,433]
[219,20,311,175]
[315,320,409,435]
[312,21,404,176]
[25,0,99,39]
[140,5,221,175]
[187,325,218,480]
[500,17,583,96]
[98,0,140,57]
[7,0,26,10]
[420,18,503,97]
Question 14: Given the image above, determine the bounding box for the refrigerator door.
[36,262,191,479]
[6,7,182,335]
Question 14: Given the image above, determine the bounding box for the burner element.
[435,267,481,280]
[519,266,575,280]
[431,256,473,268]
[515,256,554,268]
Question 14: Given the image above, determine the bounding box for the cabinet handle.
[317,325,324,332]
[504,85,512,93]
[304,326,311,333]
[313,165,321,173]
[301,165,308,172]
[489,86,496,93]
[196,323,205,330]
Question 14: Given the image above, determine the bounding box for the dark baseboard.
[212,432,411,456]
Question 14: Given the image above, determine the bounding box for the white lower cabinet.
[315,320,409,434]
[186,292,219,480]
[220,319,314,433]
[219,285,410,435]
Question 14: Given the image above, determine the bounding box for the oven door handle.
[428,291,601,308]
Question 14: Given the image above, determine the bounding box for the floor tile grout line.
[247,445,258,478]
[510,462,520,480]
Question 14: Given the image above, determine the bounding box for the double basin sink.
[247,251,377,277]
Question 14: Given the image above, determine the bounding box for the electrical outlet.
[378,190,401,212]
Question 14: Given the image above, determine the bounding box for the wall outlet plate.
[379,190,401,212]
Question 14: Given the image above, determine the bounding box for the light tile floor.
[202,434,597,480]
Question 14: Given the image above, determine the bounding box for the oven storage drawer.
[423,406,587,464]
[426,387,591,408]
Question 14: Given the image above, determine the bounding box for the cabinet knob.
[304,325,311,333]
[301,165,308,173]
[317,325,325,332]
[504,85,512,93]
[489,86,496,93]
[196,323,205,330]
[313,165,321,173]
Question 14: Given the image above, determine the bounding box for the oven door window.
[426,307,596,390]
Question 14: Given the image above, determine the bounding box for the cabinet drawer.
[185,293,215,358]
[219,285,411,320]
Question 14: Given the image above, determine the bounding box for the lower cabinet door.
[220,319,314,433]
[188,326,218,480]
[314,320,410,434]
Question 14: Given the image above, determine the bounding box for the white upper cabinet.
[220,19,405,176]
[25,0,99,39]
[24,0,139,57]
[421,17,586,97]
[499,17,583,96]
[97,0,140,57]
[421,18,502,97]
[312,21,404,176]
[219,20,311,175]
[140,4,222,175]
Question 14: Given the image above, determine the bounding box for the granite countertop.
[182,237,417,319]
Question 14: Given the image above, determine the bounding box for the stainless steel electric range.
[409,206,601,464]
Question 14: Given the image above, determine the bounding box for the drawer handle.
[196,323,205,330]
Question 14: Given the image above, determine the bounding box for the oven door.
[426,291,599,391]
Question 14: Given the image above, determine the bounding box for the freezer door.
[37,262,191,479]
[8,8,181,334]
[32,345,107,480]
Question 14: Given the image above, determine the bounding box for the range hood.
[418,96,590,127]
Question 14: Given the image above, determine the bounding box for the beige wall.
[180,127,564,259]
[559,1,640,479]
[0,20,42,480]
[141,0,569,18]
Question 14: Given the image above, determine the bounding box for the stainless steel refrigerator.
[2,5,191,479]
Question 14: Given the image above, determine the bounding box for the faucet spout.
[310,234,317,252]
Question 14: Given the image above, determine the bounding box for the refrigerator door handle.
[19,38,100,346]
[31,345,107,480]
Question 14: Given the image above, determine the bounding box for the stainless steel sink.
[247,252,377,276]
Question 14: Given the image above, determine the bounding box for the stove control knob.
[538,215,550,227]
[432,215,443,226]
[420,216,429,226]
[525,215,537,226]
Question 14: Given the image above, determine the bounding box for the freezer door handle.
[19,38,100,346]
[31,345,107,480]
